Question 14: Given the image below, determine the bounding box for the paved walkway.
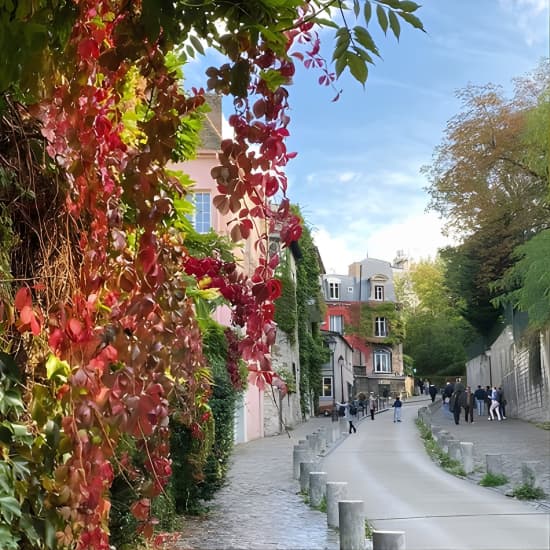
[426,397,550,507]
[174,417,341,550]
[172,396,549,549]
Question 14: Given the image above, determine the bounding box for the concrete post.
[293,448,311,479]
[332,423,341,443]
[306,433,320,453]
[372,530,406,550]
[309,471,327,508]
[299,461,319,494]
[340,417,348,435]
[460,442,474,474]
[448,440,461,461]
[338,500,365,550]
[317,428,327,452]
[326,481,347,528]
[486,454,503,476]
[522,461,543,488]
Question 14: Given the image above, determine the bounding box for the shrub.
[479,472,508,487]
[512,484,546,500]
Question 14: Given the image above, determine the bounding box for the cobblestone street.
[175,417,340,550]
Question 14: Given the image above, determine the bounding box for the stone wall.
[466,326,550,422]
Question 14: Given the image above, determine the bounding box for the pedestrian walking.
[450,384,464,425]
[474,385,487,416]
[443,381,454,406]
[368,392,377,420]
[428,384,437,403]
[336,400,357,433]
[489,386,502,421]
[392,395,402,422]
[463,386,475,423]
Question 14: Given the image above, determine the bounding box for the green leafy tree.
[493,229,550,330]
[396,259,475,377]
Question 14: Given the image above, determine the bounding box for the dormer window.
[328,281,340,300]
[374,285,384,300]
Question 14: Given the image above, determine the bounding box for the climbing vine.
[0,1,425,547]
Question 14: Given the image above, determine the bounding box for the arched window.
[374,349,391,373]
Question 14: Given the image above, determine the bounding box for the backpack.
[338,405,345,417]
[349,404,357,416]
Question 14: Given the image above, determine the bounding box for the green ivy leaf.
[364,1,372,25]
[376,5,388,34]
[388,10,401,40]
[45,355,70,383]
[189,34,205,55]
[378,0,401,8]
[0,496,21,523]
[0,525,19,550]
[398,0,421,12]
[353,0,360,17]
[353,26,380,57]
[347,52,368,85]
[334,54,347,78]
[398,11,426,31]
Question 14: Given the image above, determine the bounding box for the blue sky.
[187,0,549,273]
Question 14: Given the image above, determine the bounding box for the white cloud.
[313,212,456,274]
[498,0,549,46]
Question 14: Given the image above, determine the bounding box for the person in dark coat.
[449,385,464,425]
[428,384,437,403]
[462,386,475,423]
[474,385,487,416]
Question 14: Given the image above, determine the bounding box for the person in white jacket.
[489,386,502,421]
[336,400,357,433]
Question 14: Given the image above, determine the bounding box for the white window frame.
[328,281,340,300]
[329,315,344,334]
[189,191,211,233]
[374,317,387,337]
[374,285,384,300]
[374,351,391,373]
[322,376,333,397]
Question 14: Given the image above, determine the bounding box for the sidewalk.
[425,397,550,508]
[174,417,341,550]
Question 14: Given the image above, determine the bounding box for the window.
[329,315,343,334]
[347,286,353,293]
[189,192,211,233]
[374,350,391,373]
[328,281,340,300]
[374,317,387,337]
[374,285,384,300]
[322,376,333,397]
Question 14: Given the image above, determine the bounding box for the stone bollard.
[332,422,341,443]
[486,454,504,476]
[317,428,328,452]
[338,500,365,550]
[439,435,455,454]
[340,417,348,435]
[460,442,474,474]
[522,461,543,488]
[326,481,347,528]
[293,447,311,479]
[433,429,449,443]
[307,433,320,453]
[300,461,319,494]
[448,440,461,461]
[309,472,327,508]
[372,530,406,550]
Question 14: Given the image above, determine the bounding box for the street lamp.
[338,355,345,402]
[326,336,338,422]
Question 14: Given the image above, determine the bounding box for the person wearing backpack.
[336,400,357,434]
